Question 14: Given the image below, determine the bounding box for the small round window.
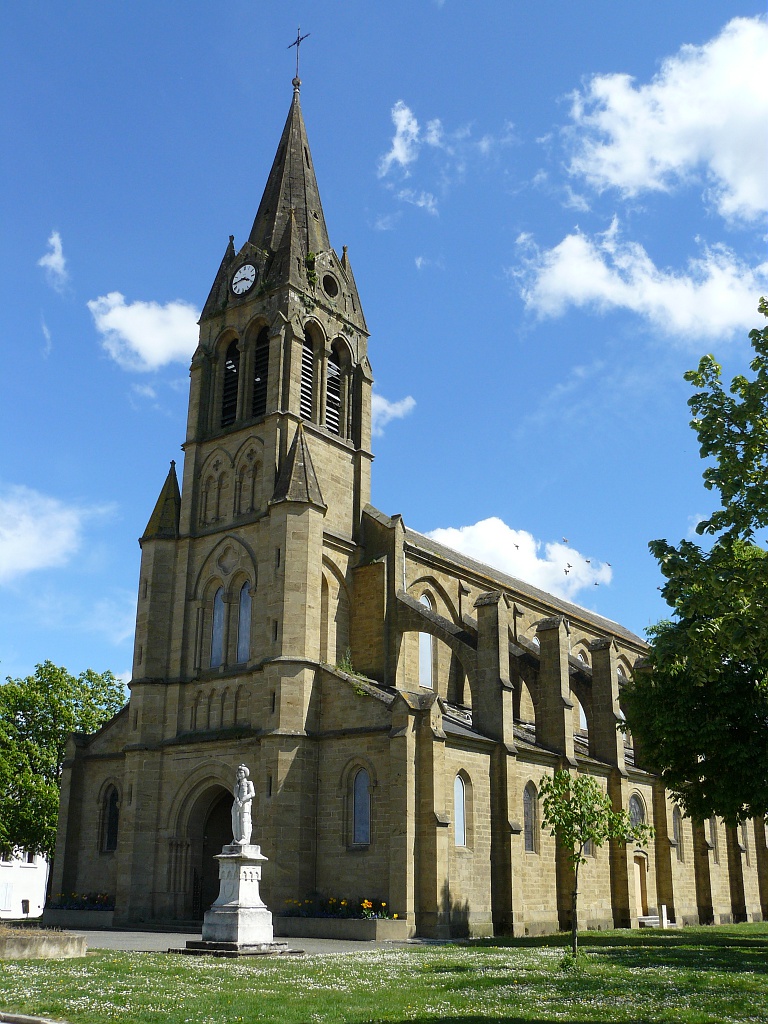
[323,274,339,298]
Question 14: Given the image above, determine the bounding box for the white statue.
[231,764,256,845]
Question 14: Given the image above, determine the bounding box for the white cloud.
[397,189,439,215]
[88,291,200,371]
[85,590,137,646]
[427,517,611,601]
[371,392,416,437]
[0,485,93,584]
[567,16,768,222]
[414,255,445,272]
[378,101,421,177]
[378,102,511,189]
[37,231,68,292]
[41,317,52,357]
[514,218,768,341]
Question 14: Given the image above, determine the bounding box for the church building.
[50,79,768,937]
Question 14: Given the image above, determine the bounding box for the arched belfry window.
[523,781,538,853]
[252,327,269,419]
[236,582,251,664]
[221,340,240,427]
[326,346,342,435]
[300,337,315,421]
[102,785,119,852]
[352,767,370,845]
[210,587,225,668]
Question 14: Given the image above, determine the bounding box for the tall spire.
[249,84,330,256]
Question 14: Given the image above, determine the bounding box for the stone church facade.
[51,82,768,937]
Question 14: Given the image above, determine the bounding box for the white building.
[0,850,49,919]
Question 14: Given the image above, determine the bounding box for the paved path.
[73,928,420,955]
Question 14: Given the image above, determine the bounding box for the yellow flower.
[381,902,386,907]
[393,913,398,919]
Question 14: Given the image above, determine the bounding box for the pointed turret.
[141,461,181,541]
[249,82,330,257]
[271,422,326,509]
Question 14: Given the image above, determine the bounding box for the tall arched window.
[454,775,466,847]
[419,594,434,689]
[221,340,240,427]
[523,781,538,853]
[352,768,370,845]
[252,327,269,419]
[741,822,750,866]
[102,786,119,852]
[236,582,251,664]
[673,805,684,862]
[300,338,315,420]
[210,587,225,668]
[629,795,645,838]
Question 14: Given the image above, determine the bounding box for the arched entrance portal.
[633,855,648,917]
[187,785,232,920]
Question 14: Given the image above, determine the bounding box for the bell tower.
[132,77,374,693]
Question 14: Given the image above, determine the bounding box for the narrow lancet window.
[221,340,240,427]
[454,775,466,847]
[523,782,537,852]
[419,594,434,688]
[300,338,314,420]
[211,587,225,668]
[673,805,684,862]
[353,768,371,845]
[102,786,119,852]
[252,328,269,419]
[236,582,251,664]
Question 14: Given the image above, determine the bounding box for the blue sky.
[1,1,766,683]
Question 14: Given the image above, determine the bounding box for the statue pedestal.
[177,844,291,955]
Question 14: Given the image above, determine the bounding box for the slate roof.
[248,84,330,258]
[401,520,645,648]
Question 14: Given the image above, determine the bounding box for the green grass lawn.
[1,924,767,1023]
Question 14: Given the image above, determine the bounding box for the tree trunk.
[571,862,580,957]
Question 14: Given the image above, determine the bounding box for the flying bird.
[562,537,568,543]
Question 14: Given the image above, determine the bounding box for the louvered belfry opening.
[300,338,314,420]
[252,327,269,419]
[326,347,342,435]
[221,340,240,427]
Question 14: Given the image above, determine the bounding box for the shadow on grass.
[461,924,768,975]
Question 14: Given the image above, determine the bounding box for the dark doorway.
[201,792,232,914]
[186,785,232,920]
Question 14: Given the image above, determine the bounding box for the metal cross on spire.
[288,27,310,85]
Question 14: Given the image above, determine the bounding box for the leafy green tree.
[0,661,125,858]
[540,770,653,957]
[623,299,768,824]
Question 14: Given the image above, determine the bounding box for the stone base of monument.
[171,844,299,957]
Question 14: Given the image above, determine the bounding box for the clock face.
[232,264,257,295]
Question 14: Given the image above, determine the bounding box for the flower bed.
[282,895,393,920]
[277,894,413,940]
[275,916,413,941]
[42,893,115,929]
